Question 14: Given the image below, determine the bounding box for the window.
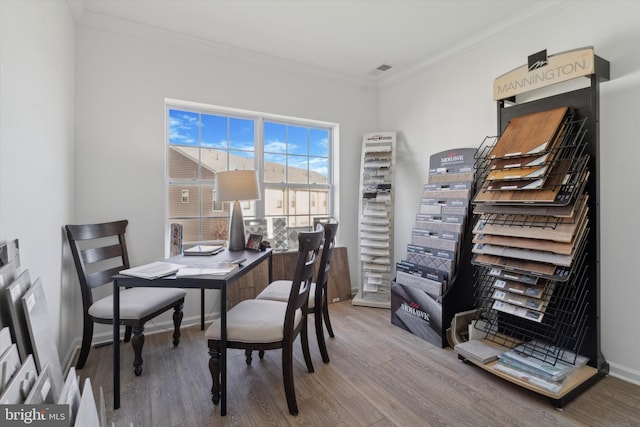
[167,102,334,249]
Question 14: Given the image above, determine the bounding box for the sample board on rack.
[352,132,396,308]
[391,148,477,346]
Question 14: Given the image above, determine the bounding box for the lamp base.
[228,200,246,251]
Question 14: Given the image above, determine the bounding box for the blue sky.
[169,109,329,176]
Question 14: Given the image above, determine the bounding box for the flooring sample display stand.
[353,132,396,308]
[391,148,477,347]
[460,48,610,408]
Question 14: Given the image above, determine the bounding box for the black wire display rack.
[459,53,610,408]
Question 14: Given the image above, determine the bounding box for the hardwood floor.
[79,301,640,426]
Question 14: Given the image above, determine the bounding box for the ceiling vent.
[369,64,392,76]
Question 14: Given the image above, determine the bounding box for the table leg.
[113,280,120,409]
[201,288,205,330]
[221,282,227,416]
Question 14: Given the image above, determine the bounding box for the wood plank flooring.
[78,301,640,427]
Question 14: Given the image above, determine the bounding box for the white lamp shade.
[214,170,261,202]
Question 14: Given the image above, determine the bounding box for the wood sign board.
[494,48,596,100]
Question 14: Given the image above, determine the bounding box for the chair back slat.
[284,229,323,333]
[65,220,131,307]
[313,220,338,302]
[66,220,128,240]
[86,266,126,289]
[81,243,124,265]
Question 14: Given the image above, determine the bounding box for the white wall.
[4,0,638,388]
[379,1,640,384]
[74,15,377,337]
[0,1,77,367]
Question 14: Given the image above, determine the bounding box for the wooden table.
[112,248,272,416]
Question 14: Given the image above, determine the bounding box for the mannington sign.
[493,47,597,100]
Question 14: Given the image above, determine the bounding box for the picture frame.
[246,233,263,251]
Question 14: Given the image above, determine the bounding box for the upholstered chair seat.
[205,299,302,343]
[88,288,186,320]
[256,280,317,309]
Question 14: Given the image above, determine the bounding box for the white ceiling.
[77,0,568,82]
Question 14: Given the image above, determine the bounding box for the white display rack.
[352,131,396,308]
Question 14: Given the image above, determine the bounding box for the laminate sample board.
[492,277,551,300]
[488,107,568,159]
[475,158,572,204]
[472,253,571,282]
[454,339,506,363]
[488,268,540,285]
[486,165,549,181]
[492,300,544,322]
[414,219,463,234]
[489,152,551,171]
[2,270,33,361]
[24,363,56,404]
[427,172,475,183]
[0,355,36,404]
[405,247,454,276]
[58,367,81,426]
[0,327,11,357]
[473,243,574,267]
[473,194,587,218]
[491,289,550,313]
[22,280,64,401]
[423,189,472,200]
[473,204,588,243]
[473,218,588,256]
[474,189,589,225]
[0,262,18,330]
[485,177,546,191]
[75,378,100,427]
[0,344,21,393]
[410,230,458,252]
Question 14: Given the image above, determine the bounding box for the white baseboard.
[61,311,221,373]
[608,361,640,387]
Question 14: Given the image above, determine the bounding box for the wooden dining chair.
[205,228,324,415]
[255,219,339,363]
[65,220,187,375]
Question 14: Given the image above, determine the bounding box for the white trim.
[165,101,338,246]
[78,11,377,89]
[65,0,84,22]
[378,1,573,89]
[609,361,640,387]
[166,98,336,129]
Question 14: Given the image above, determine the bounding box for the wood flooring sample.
[488,106,568,159]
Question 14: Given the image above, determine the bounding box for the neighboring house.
[169,146,329,243]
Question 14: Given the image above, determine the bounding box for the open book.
[119,262,183,280]
[183,245,225,256]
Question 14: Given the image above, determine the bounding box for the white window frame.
[165,99,338,251]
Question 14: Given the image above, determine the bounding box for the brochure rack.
[462,48,610,408]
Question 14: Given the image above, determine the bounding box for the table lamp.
[214,170,261,251]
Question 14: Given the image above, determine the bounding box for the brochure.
[183,245,225,256]
[119,262,183,280]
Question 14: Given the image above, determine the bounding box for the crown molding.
[377,1,574,89]
[77,11,378,90]
[66,0,84,22]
